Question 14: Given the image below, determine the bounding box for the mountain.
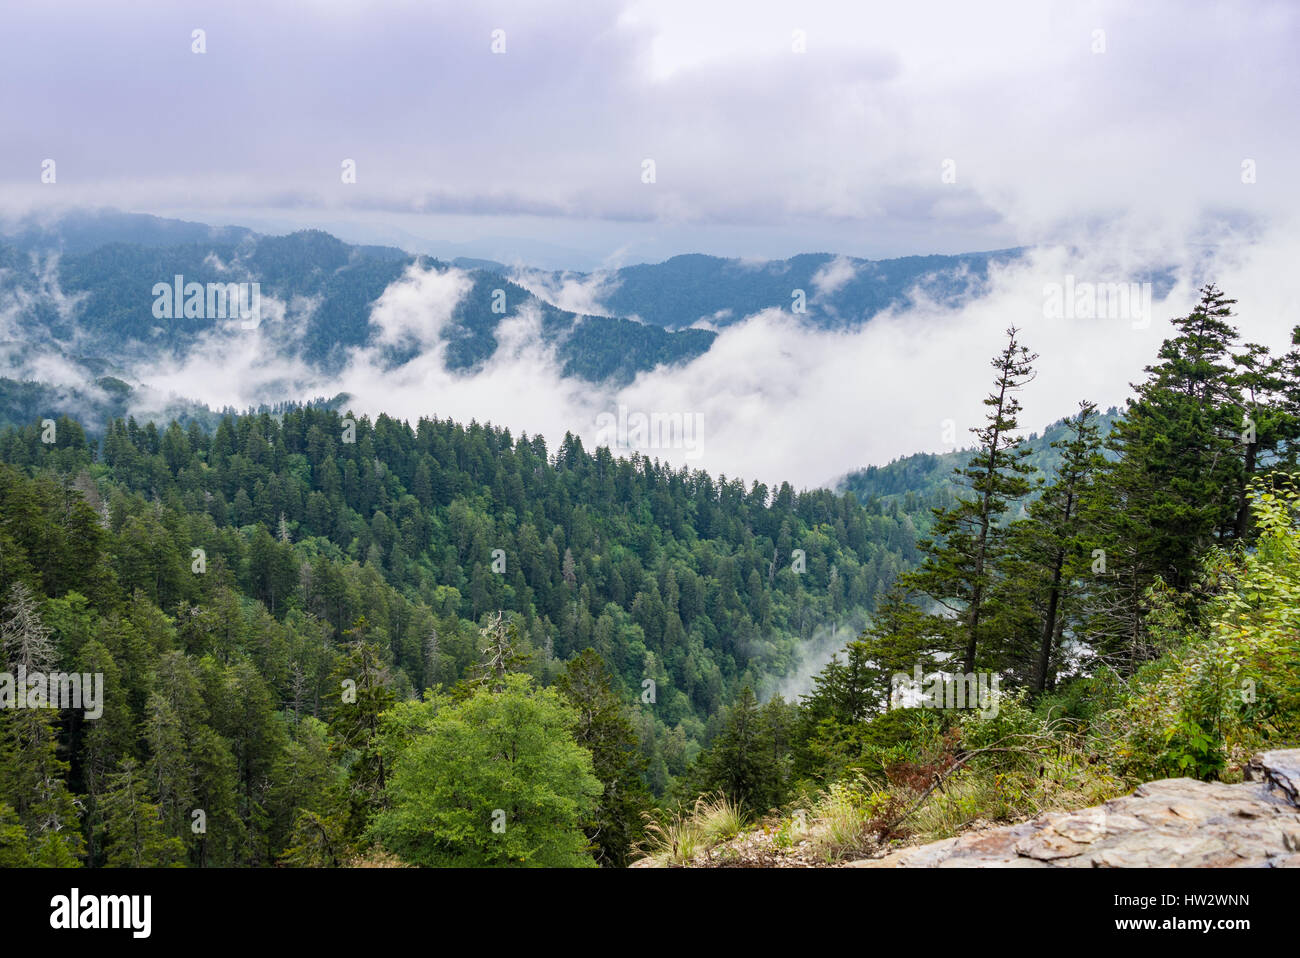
[518,248,1026,330]
[0,403,922,820]
[0,213,1065,443]
[0,218,716,412]
[838,407,1123,529]
[3,263,1296,872]
[0,209,258,253]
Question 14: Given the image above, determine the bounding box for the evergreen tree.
[100,758,185,867]
[470,611,532,692]
[1083,286,1250,669]
[1001,401,1105,692]
[556,649,650,867]
[866,328,1038,676]
[328,629,395,836]
[692,686,786,812]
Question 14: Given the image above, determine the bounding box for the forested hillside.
[839,408,1122,532]
[642,284,1300,865]
[2,284,1298,869]
[0,401,920,866]
[0,224,715,399]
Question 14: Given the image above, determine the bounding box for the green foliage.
[1103,478,1300,780]
[555,649,650,866]
[688,687,792,813]
[99,758,186,868]
[5,276,1300,869]
[367,673,602,867]
[853,327,1039,690]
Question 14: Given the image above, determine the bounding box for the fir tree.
[1001,401,1105,692]
[556,649,650,866]
[100,758,185,868]
[1083,286,1251,668]
[876,328,1038,675]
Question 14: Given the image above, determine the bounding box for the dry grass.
[636,792,749,865]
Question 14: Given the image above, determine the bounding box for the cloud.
[811,256,856,297]
[85,214,1298,492]
[508,267,622,318]
[3,0,1297,488]
[368,264,474,349]
[2,1,1295,264]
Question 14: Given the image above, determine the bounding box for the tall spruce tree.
[555,649,650,867]
[1000,401,1105,692]
[1082,285,1252,669]
[889,327,1038,674]
[1231,338,1299,536]
[692,686,786,812]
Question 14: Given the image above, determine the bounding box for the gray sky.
[2,0,1296,268]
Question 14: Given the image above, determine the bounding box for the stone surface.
[849,749,1300,868]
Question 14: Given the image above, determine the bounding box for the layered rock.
[852,749,1300,868]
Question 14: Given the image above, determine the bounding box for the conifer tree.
[100,758,185,868]
[470,611,532,691]
[328,626,395,835]
[1001,401,1105,692]
[871,328,1038,675]
[556,649,649,867]
[693,686,786,811]
[1082,286,1252,668]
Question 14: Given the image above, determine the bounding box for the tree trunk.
[1032,551,1065,695]
[1234,437,1257,539]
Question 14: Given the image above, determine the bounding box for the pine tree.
[555,649,649,867]
[882,328,1038,674]
[143,692,195,841]
[100,758,185,867]
[470,611,532,692]
[0,583,84,865]
[851,588,942,710]
[1,581,56,673]
[1001,401,1105,692]
[328,628,395,836]
[693,686,785,811]
[801,641,879,725]
[1083,286,1251,668]
[1232,338,1299,535]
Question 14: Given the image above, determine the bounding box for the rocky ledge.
[851,749,1300,868]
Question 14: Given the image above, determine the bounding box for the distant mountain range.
[0,210,1027,389]
[0,212,713,388]
[0,210,1139,496]
[527,248,1023,330]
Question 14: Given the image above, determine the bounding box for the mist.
[61,216,1291,491]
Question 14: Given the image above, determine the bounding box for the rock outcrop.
[851,749,1300,868]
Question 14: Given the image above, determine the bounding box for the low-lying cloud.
[57,215,1294,491]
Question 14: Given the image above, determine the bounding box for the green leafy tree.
[367,673,601,867]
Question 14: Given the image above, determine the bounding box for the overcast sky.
[2,0,1296,268]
